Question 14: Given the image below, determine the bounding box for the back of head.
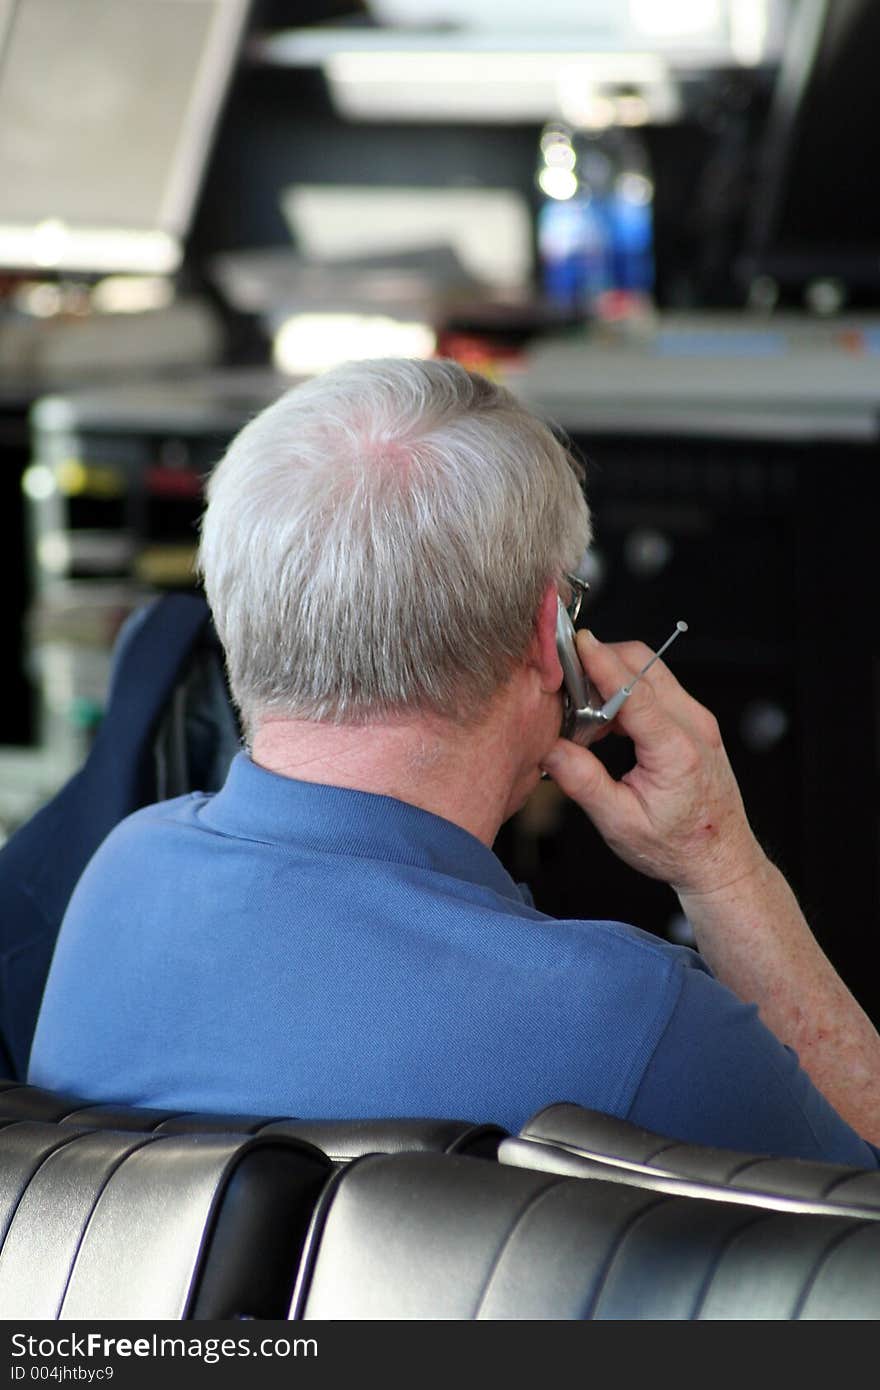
[198,357,591,735]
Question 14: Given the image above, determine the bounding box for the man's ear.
[530,582,565,693]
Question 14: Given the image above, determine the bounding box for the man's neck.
[250,699,536,848]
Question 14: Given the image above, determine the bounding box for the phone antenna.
[599,620,688,720]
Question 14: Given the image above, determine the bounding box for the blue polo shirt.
[28,753,879,1164]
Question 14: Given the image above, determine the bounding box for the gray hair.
[198,357,591,732]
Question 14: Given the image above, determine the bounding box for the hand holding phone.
[556,597,687,746]
[544,626,767,899]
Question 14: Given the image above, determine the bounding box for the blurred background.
[1,0,878,1016]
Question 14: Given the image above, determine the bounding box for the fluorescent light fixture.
[0,0,249,275]
[367,0,626,27]
[273,313,436,376]
[0,224,181,275]
[324,49,676,123]
[364,0,754,43]
[628,0,724,40]
[254,1,787,123]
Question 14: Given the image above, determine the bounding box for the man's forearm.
[678,853,880,1147]
[542,631,880,1149]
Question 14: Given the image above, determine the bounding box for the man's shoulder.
[72,790,216,888]
[518,911,713,1065]
[548,911,711,980]
[105,790,212,838]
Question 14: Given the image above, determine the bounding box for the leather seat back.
[0,1080,505,1160]
[0,1120,329,1320]
[289,1150,880,1320]
[257,1117,504,1161]
[501,1103,880,1215]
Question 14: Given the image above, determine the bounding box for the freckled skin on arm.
[542,630,880,1148]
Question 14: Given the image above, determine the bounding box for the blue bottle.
[608,132,656,298]
[535,122,612,317]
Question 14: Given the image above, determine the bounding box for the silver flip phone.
[555,597,611,747]
[555,599,689,746]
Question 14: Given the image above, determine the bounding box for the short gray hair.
[198,357,591,732]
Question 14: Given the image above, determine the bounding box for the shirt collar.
[198,751,524,904]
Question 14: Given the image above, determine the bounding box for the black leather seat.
[288,1150,880,1320]
[0,1119,329,1320]
[257,1117,504,1162]
[5,1082,880,1319]
[0,1079,506,1160]
[499,1102,880,1215]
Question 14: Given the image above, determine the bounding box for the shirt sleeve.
[626,959,880,1168]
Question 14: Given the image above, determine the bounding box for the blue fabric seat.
[0,591,239,1078]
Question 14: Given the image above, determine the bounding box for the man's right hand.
[540,630,766,898]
